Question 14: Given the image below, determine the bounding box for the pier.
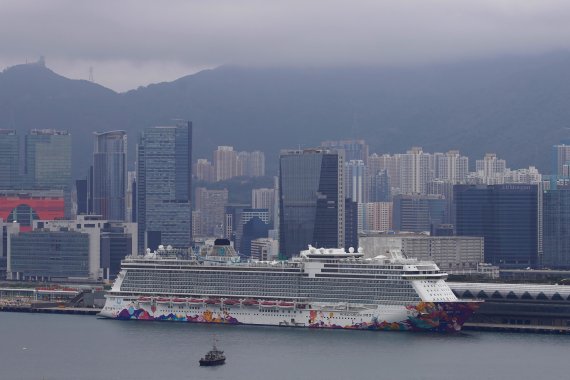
[0,305,100,315]
[449,282,570,334]
[463,322,570,334]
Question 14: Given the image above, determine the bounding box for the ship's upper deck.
[121,245,443,276]
[112,245,453,304]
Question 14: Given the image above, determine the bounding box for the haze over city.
[2,0,570,90]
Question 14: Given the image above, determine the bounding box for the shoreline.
[0,306,100,315]
[1,308,568,334]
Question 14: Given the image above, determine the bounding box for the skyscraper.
[454,184,540,268]
[252,188,276,226]
[368,169,391,202]
[360,202,392,232]
[435,150,469,183]
[24,129,71,190]
[344,198,358,249]
[475,153,507,185]
[542,188,570,268]
[427,179,455,225]
[279,148,344,258]
[93,131,127,221]
[0,130,19,189]
[24,129,72,216]
[249,151,266,177]
[214,146,237,181]
[345,160,367,203]
[239,208,270,256]
[552,143,570,177]
[195,187,228,237]
[392,194,446,233]
[321,139,369,164]
[195,159,215,182]
[137,122,192,252]
[368,153,401,193]
[400,147,432,195]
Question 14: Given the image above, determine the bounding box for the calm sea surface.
[0,312,568,380]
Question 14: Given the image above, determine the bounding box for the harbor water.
[0,312,567,380]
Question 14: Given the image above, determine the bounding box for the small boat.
[138,296,152,302]
[156,297,171,304]
[223,299,240,306]
[205,298,221,305]
[199,338,226,367]
[277,301,295,308]
[172,298,187,304]
[260,301,277,307]
[188,298,205,304]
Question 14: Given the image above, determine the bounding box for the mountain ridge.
[2,53,570,177]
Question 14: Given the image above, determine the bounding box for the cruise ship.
[100,240,481,332]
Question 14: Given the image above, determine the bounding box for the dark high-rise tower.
[454,184,540,268]
[137,122,192,252]
[0,129,19,189]
[93,131,127,220]
[393,194,446,233]
[279,148,345,259]
[543,188,570,268]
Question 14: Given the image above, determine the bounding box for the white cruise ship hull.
[100,297,479,333]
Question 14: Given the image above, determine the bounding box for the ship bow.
[407,301,481,333]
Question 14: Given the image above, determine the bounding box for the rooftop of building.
[93,130,126,137]
[280,147,341,155]
[0,189,65,198]
[29,129,70,136]
[449,282,570,301]
[359,231,483,240]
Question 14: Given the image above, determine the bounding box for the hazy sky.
[2,0,570,91]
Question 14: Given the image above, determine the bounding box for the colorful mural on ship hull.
[308,302,480,333]
[116,306,240,324]
[115,301,479,333]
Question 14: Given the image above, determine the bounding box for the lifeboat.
[188,298,205,304]
[260,301,277,307]
[156,297,171,304]
[223,299,240,306]
[138,296,152,302]
[241,299,259,307]
[172,298,187,304]
[205,298,221,305]
[277,301,295,308]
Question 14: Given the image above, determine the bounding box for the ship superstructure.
[100,241,480,332]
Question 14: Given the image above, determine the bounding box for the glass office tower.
[10,230,89,280]
[454,184,539,268]
[543,188,570,268]
[279,148,344,259]
[25,129,71,190]
[137,121,192,252]
[24,129,72,217]
[0,130,19,189]
[93,131,127,221]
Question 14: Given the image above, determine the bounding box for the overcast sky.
[2,0,570,91]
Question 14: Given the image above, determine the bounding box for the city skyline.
[1,127,570,271]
